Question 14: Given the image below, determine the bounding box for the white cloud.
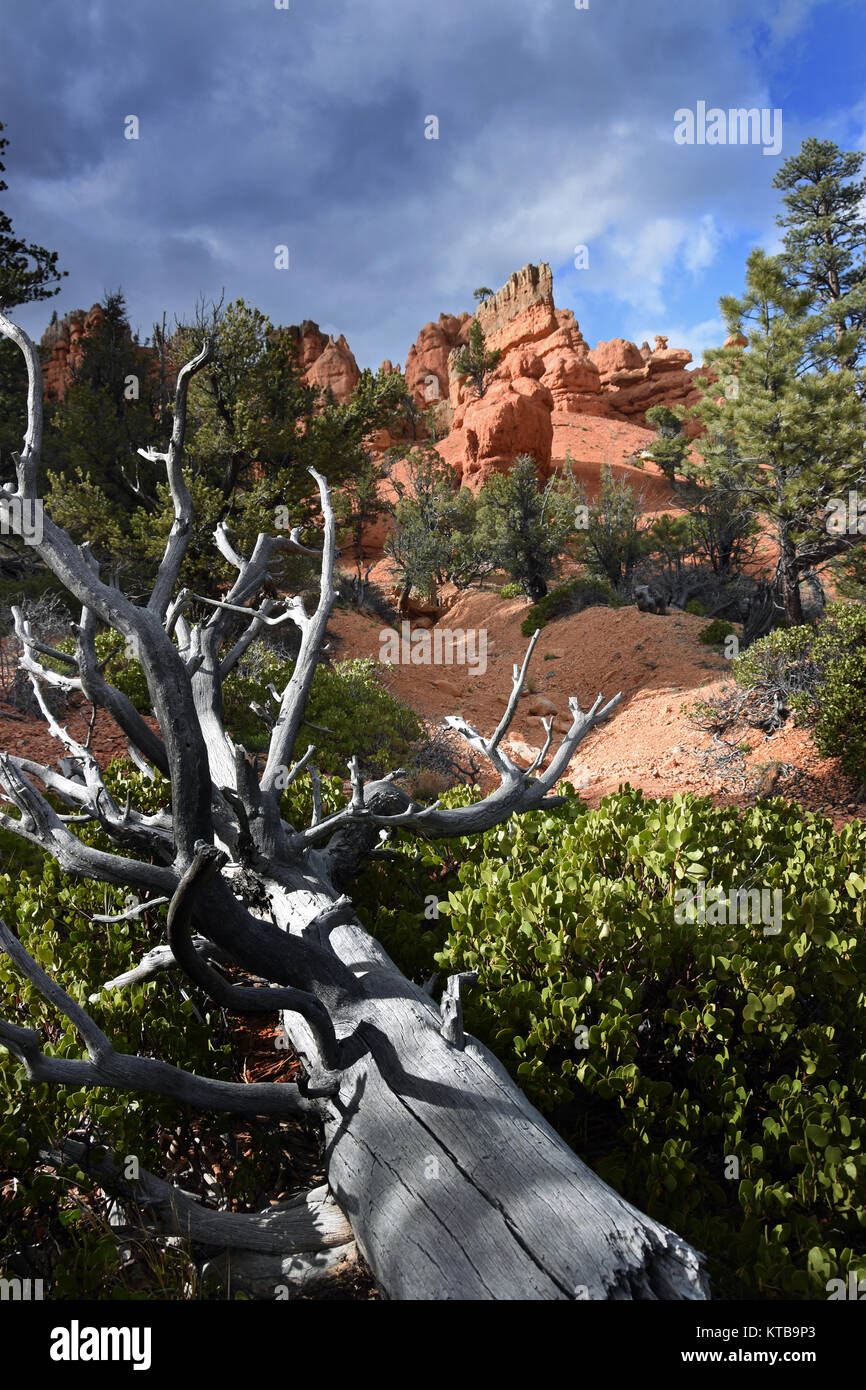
[684,214,722,274]
[4,0,859,371]
[766,0,832,43]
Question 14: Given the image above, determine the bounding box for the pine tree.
[43,298,411,597]
[572,464,650,595]
[385,443,494,607]
[451,318,502,399]
[42,290,161,520]
[644,405,692,483]
[697,249,866,626]
[475,455,571,602]
[0,120,67,309]
[643,406,758,580]
[773,138,866,380]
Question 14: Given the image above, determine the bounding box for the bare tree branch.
[304,669,621,864]
[0,917,318,1116]
[0,311,217,861]
[489,629,541,753]
[73,606,170,777]
[42,1140,353,1254]
[90,936,229,995]
[88,895,171,925]
[260,470,335,800]
[0,754,176,892]
[142,337,213,621]
[166,844,343,1087]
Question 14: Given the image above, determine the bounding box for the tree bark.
[776,527,804,626]
[257,864,709,1301]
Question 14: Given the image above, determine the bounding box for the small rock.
[431,678,462,700]
[527,696,557,716]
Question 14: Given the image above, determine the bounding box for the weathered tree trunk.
[259,865,708,1300]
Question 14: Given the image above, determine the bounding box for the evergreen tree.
[643,405,758,579]
[0,336,26,472]
[333,448,395,596]
[697,249,866,626]
[43,291,160,509]
[174,300,409,527]
[385,443,494,607]
[44,297,411,597]
[0,121,67,309]
[572,464,650,595]
[773,138,866,380]
[643,405,692,483]
[451,318,502,399]
[475,454,572,602]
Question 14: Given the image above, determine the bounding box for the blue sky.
[2,0,865,371]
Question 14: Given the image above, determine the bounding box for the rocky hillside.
[39,260,706,430]
[38,264,717,547]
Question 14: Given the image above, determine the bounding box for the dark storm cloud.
[1,0,858,365]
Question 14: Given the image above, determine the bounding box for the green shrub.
[55,630,151,713]
[51,631,427,781]
[699,618,735,645]
[806,602,866,785]
[733,603,866,785]
[498,582,523,599]
[685,599,709,616]
[520,578,620,637]
[223,649,426,778]
[0,766,240,1297]
[353,783,866,1300]
[732,623,817,700]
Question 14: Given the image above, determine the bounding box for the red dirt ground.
[327,583,860,830]
[0,580,857,836]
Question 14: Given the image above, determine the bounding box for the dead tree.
[0,312,709,1301]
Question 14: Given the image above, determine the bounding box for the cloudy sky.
[3,0,865,370]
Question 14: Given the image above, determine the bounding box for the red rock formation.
[441,376,554,493]
[588,337,646,379]
[39,266,720,564]
[286,319,330,373]
[40,305,107,401]
[285,320,361,402]
[404,312,470,408]
[433,263,712,477]
[303,333,361,403]
[39,304,161,404]
[474,263,559,353]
